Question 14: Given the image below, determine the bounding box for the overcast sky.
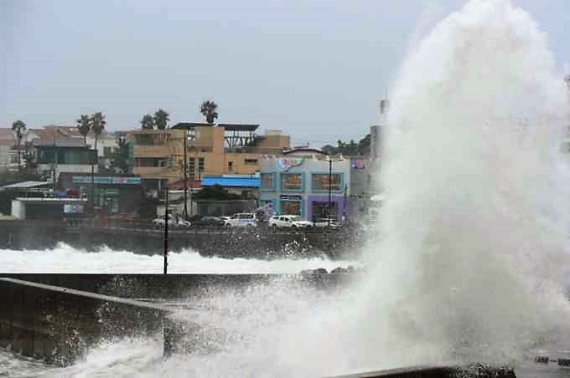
[1,0,569,147]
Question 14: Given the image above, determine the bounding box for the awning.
[0,181,51,190]
[202,176,260,188]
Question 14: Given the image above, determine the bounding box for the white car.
[313,218,341,229]
[224,213,256,227]
[152,214,191,228]
[269,215,313,229]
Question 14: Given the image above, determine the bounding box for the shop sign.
[279,194,303,200]
[277,158,304,172]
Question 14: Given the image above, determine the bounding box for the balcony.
[133,145,171,158]
[132,166,174,179]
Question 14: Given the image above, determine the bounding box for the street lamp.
[328,154,332,227]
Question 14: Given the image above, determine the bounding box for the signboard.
[277,158,304,172]
[64,204,84,214]
[351,159,367,169]
[279,194,303,200]
[72,176,142,185]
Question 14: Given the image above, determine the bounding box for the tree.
[76,114,91,144]
[154,109,169,130]
[200,100,218,124]
[111,134,130,174]
[141,114,155,130]
[11,120,26,171]
[90,112,106,150]
[321,134,371,157]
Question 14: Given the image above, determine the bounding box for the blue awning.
[202,176,260,188]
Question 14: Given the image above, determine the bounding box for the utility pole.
[52,136,57,193]
[90,143,96,217]
[163,187,169,275]
[328,155,332,227]
[183,130,188,220]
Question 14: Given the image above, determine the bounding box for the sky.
[1,0,569,147]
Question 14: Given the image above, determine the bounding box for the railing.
[66,218,346,235]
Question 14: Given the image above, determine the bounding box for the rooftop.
[32,139,88,148]
[172,123,259,132]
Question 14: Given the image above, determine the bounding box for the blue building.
[258,149,351,222]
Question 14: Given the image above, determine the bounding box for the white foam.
[0,243,358,274]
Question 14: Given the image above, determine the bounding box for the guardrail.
[67,218,349,235]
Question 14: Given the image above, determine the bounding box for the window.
[312,173,342,192]
[103,147,113,158]
[260,173,275,191]
[228,161,234,172]
[245,158,258,165]
[280,173,303,191]
[281,200,301,215]
[198,157,205,172]
[189,158,195,176]
[134,134,155,145]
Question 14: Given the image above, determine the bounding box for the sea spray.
[357,0,570,367]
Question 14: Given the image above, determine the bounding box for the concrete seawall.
[0,273,355,299]
[0,220,361,259]
[0,277,171,365]
[0,273,355,364]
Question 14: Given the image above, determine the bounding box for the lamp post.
[183,130,188,220]
[163,187,169,275]
[328,154,332,227]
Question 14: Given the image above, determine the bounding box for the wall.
[0,277,169,365]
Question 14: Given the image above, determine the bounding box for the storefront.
[258,148,351,222]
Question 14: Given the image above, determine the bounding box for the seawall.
[0,220,362,259]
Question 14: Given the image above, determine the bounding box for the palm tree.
[200,100,218,124]
[76,114,91,144]
[141,114,155,130]
[90,112,106,150]
[154,109,169,130]
[11,120,26,171]
[88,112,105,213]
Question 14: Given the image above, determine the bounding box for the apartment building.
[126,128,185,191]
[128,123,290,192]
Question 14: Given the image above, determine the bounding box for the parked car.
[191,216,225,227]
[152,214,191,228]
[269,215,313,229]
[224,213,256,227]
[313,218,341,229]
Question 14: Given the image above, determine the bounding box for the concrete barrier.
[0,277,171,366]
[329,364,516,378]
[0,273,354,299]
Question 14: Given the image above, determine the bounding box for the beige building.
[127,123,290,191]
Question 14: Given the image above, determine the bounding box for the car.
[152,214,191,228]
[313,218,341,229]
[191,216,225,227]
[268,215,313,229]
[224,213,257,227]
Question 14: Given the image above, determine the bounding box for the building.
[58,173,146,218]
[36,126,118,167]
[171,123,290,178]
[33,139,97,181]
[258,148,351,222]
[0,128,19,171]
[127,128,186,193]
[128,124,290,194]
